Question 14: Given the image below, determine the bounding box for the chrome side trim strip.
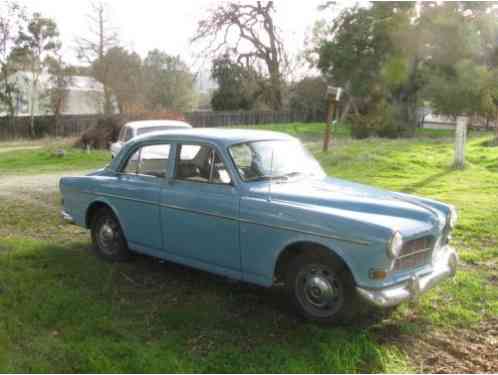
[91,192,369,246]
[159,202,238,222]
[93,191,157,206]
[238,218,370,246]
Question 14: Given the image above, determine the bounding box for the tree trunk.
[392,95,417,137]
[29,87,36,138]
[103,85,114,114]
[340,97,353,122]
[7,101,16,137]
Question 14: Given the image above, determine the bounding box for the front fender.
[239,196,393,288]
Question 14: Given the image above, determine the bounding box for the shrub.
[351,102,402,139]
[74,111,186,150]
[75,116,119,150]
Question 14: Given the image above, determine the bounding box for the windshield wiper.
[246,175,289,182]
[281,171,304,178]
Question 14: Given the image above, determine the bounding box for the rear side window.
[122,144,170,178]
[125,128,134,141]
[118,126,127,142]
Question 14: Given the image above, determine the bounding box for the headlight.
[448,205,458,229]
[387,231,403,258]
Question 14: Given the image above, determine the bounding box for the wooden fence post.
[454,115,468,169]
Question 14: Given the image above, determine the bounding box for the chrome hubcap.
[97,219,119,255]
[101,224,114,242]
[296,264,343,318]
[304,275,336,308]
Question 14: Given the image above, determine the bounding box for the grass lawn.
[0,138,110,175]
[0,124,497,373]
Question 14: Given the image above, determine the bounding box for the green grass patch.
[0,239,412,373]
[0,125,497,372]
[0,144,110,175]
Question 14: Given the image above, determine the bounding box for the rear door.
[98,143,171,251]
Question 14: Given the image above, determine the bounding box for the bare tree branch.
[74,1,119,114]
[191,1,287,110]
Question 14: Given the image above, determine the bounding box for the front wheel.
[285,251,359,324]
[91,208,130,262]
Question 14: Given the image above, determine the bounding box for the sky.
[17,0,334,75]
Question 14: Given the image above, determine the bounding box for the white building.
[1,71,115,116]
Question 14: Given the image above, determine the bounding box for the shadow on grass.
[0,239,407,373]
[401,167,455,194]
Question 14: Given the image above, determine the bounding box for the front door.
[160,143,240,275]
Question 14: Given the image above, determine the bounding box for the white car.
[110,120,192,157]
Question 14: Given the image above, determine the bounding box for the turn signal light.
[369,269,388,280]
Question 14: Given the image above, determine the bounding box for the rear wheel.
[285,251,359,324]
[91,208,130,262]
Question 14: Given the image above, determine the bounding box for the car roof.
[111,128,298,172]
[125,120,192,129]
[129,128,297,147]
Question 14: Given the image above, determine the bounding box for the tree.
[210,54,258,111]
[289,76,328,119]
[75,1,119,114]
[192,1,286,110]
[0,1,25,132]
[311,3,420,133]
[15,12,60,137]
[46,51,73,136]
[101,46,142,113]
[311,2,498,137]
[142,50,194,112]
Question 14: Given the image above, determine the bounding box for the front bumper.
[356,246,458,308]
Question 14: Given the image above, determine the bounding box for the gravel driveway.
[0,170,91,199]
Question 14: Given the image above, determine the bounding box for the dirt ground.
[374,317,498,373]
[0,170,90,198]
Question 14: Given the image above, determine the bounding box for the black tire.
[91,208,131,262]
[285,250,360,324]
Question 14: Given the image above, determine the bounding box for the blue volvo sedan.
[60,129,458,323]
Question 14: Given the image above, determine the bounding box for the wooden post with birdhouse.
[323,86,343,152]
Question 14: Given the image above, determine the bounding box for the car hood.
[247,176,449,238]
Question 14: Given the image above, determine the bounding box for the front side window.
[122,144,170,178]
[175,144,231,185]
[229,140,325,182]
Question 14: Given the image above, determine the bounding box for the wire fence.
[0,110,326,140]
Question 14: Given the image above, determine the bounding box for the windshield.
[229,140,325,182]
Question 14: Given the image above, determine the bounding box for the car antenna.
[268,150,274,202]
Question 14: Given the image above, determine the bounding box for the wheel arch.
[85,199,121,229]
[273,240,355,286]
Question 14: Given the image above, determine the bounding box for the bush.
[350,102,402,139]
[75,116,119,150]
[74,111,186,150]
[351,115,375,139]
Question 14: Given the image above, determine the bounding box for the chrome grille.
[394,236,433,271]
